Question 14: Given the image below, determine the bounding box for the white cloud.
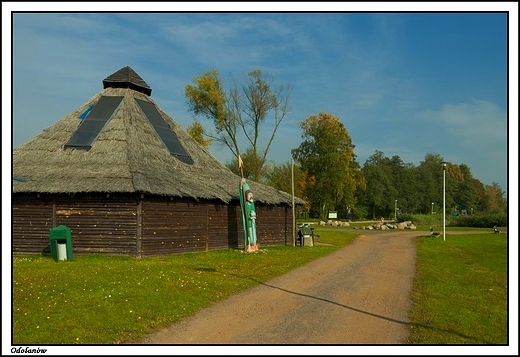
[422,99,506,150]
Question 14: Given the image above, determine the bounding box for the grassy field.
[12,229,356,344]
[407,232,508,344]
[11,226,508,345]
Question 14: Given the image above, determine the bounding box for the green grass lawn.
[12,230,355,344]
[407,232,508,344]
[11,227,508,345]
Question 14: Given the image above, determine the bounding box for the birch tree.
[185,69,291,181]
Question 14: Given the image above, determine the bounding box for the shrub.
[451,212,507,228]
[396,212,507,228]
[352,205,369,220]
[397,213,442,226]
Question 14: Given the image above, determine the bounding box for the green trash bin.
[298,224,314,247]
[49,225,73,262]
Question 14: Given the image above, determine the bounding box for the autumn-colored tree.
[186,121,212,149]
[264,161,304,198]
[291,112,360,218]
[472,178,488,212]
[185,69,291,181]
[453,163,477,213]
[296,170,315,215]
[484,182,507,212]
[471,178,506,213]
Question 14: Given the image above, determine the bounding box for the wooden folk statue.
[238,157,258,252]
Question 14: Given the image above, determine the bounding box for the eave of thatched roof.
[13,82,304,206]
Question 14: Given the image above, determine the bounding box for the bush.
[397,213,442,226]
[352,206,369,220]
[451,212,507,228]
[396,212,507,228]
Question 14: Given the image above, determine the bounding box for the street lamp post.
[291,158,295,247]
[443,162,446,241]
[431,202,434,215]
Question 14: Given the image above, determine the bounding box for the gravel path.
[136,229,419,347]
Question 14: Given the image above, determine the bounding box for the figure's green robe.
[239,179,257,250]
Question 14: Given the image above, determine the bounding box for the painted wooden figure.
[239,178,258,252]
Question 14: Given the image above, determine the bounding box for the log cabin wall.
[256,205,292,246]
[12,195,54,255]
[140,198,209,256]
[140,198,244,256]
[54,194,138,255]
[208,202,241,250]
[12,194,294,257]
[12,193,138,256]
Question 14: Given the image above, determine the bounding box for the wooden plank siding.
[12,194,294,257]
[12,197,54,254]
[207,203,241,251]
[141,199,209,256]
[256,205,292,246]
[140,199,245,256]
[12,193,138,256]
[55,197,138,255]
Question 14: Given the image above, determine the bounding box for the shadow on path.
[252,278,493,344]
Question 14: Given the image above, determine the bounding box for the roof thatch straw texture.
[13,73,303,205]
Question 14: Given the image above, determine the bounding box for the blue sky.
[3,3,519,355]
[5,3,517,195]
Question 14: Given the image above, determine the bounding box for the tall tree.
[400,162,421,214]
[358,150,396,219]
[291,112,359,218]
[336,158,364,216]
[471,179,506,213]
[352,150,504,218]
[185,69,291,181]
[484,182,507,212]
[264,160,305,199]
[472,178,488,212]
[417,153,447,213]
[454,163,477,213]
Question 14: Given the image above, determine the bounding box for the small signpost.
[327,211,338,219]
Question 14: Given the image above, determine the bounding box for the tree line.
[184,69,507,220]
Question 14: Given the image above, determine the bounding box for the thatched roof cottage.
[12,66,303,257]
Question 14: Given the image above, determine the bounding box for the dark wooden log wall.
[256,205,292,246]
[12,194,138,256]
[140,198,245,256]
[55,196,137,255]
[12,196,54,254]
[12,194,294,257]
[141,198,209,256]
[139,199,293,256]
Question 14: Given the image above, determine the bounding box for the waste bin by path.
[297,224,314,247]
[49,225,73,262]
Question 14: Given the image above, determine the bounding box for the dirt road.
[136,230,418,345]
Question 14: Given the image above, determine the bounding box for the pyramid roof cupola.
[102,66,152,96]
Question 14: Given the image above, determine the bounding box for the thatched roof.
[13,66,304,205]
